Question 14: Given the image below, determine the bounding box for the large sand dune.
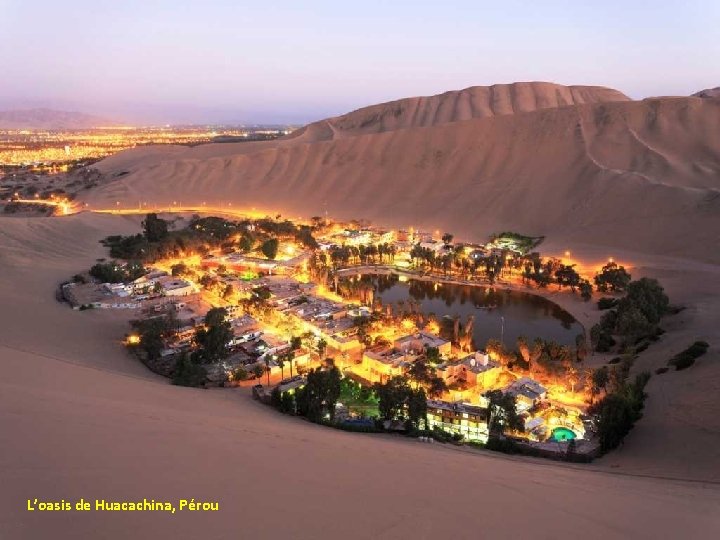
[89,94,720,264]
[1,213,719,539]
[288,82,630,142]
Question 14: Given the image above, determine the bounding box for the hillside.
[287,82,630,142]
[88,94,720,264]
[0,108,117,129]
[693,87,720,99]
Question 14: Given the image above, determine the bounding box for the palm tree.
[277,354,286,381]
[317,338,327,359]
[264,356,271,387]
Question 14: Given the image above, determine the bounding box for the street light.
[500,316,505,347]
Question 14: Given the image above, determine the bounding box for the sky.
[0,0,718,125]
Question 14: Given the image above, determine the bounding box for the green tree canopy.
[261,238,279,260]
[194,307,232,363]
[142,213,169,243]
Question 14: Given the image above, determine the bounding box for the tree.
[129,313,177,360]
[374,376,412,421]
[589,372,650,452]
[594,262,631,293]
[171,263,188,277]
[194,307,232,363]
[426,376,448,398]
[442,233,454,245]
[295,366,341,422]
[172,353,207,387]
[555,264,581,291]
[517,336,530,364]
[485,390,524,435]
[261,238,279,260]
[238,234,254,252]
[276,353,286,380]
[622,278,669,326]
[264,356,271,386]
[406,388,428,430]
[579,280,593,301]
[142,213,169,242]
[222,284,234,300]
[316,338,327,359]
[591,366,610,394]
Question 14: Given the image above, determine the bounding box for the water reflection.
[349,274,583,348]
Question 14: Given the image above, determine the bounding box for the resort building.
[394,332,452,357]
[426,400,489,443]
[361,346,421,383]
[157,277,196,297]
[436,352,500,390]
[505,377,548,412]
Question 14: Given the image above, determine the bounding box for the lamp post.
[500,316,505,347]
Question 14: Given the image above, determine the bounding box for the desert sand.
[3,83,720,537]
[88,85,720,264]
[1,212,719,539]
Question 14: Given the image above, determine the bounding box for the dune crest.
[288,82,630,142]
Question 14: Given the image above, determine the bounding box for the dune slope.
[288,82,630,142]
[88,96,720,263]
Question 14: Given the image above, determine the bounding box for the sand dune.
[693,87,720,99]
[287,82,630,142]
[89,95,720,264]
[5,83,720,537]
[1,213,719,539]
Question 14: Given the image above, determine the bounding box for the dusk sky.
[1,0,718,125]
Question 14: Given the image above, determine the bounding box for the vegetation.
[373,376,428,430]
[172,353,207,387]
[128,313,179,360]
[295,364,342,423]
[89,260,146,283]
[590,278,669,352]
[668,341,710,371]
[490,231,543,254]
[142,213,169,242]
[594,262,631,293]
[597,297,619,310]
[261,238,279,260]
[193,307,232,363]
[484,390,524,435]
[589,372,651,452]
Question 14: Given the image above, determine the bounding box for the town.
[60,212,671,460]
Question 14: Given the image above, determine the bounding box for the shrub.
[598,297,619,310]
[595,333,616,352]
[590,372,651,452]
[668,341,709,371]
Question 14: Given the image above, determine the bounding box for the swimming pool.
[550,427,577,442]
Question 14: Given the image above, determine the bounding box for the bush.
[589,372,651,452]
[668,341,709,371]
[172,355,207,387]
[485,436,521,454]
[597,297,619,310]
[595,332,616,352]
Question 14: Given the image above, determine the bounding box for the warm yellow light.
[127,334,141,345]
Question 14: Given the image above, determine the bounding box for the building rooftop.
[394,332,449,352]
